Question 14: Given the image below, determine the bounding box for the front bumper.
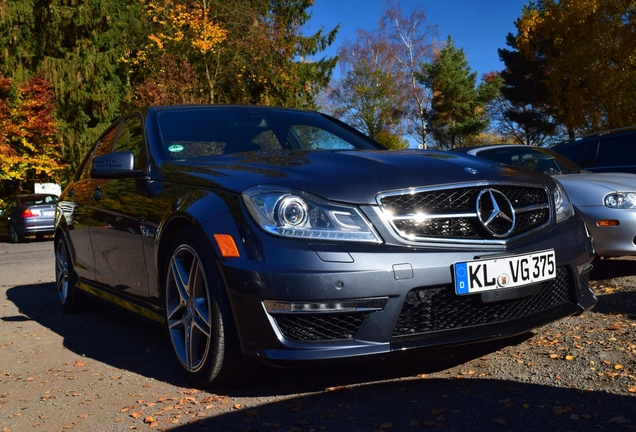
[211,215,596,366]
[577,206,636,257]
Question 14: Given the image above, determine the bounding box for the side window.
[557,141,598,168]
[75,146,95,181]
[597,135,636,168]
[95,123,121,159]
[87,122,122,179]
[113,116,146,170]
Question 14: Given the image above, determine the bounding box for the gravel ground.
[0,241,634,432]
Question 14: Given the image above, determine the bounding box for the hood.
[554,171,636,206]
[161,149,553,204]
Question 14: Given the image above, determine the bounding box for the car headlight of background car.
[243,185,382,242]
[604,192,636,209]
[553,179,575,223]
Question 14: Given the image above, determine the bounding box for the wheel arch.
[153,190,245,302]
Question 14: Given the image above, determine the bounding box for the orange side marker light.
[597,220,619,227]
[213,234,241,258]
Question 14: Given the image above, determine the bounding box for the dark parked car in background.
[0,194,58,242]
[453,144,636,260]
[54,105,597,387]
[551,127,636,174]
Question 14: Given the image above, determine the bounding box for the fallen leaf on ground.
[553,406,572,415]
[609,416,630,424]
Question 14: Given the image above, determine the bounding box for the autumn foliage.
[0,74,63,183]
[514,0,636,134]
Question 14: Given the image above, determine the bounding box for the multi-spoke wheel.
[55,236,80,312]
[164,228,240,387]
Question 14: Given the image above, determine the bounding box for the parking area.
[0,240,634,431]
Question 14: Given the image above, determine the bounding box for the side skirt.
[76,281,164,324]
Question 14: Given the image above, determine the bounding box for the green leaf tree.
[128,0,338,109]
[329,60,406,147]
[418,36,500,149]
[0,0,146,174]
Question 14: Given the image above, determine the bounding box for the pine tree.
[419,36,499,149]
[495,33,558,145]
[1,0,145,174]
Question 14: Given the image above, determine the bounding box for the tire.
[163,227,241,388]
[55,236,81,313]
[8,224,21,243]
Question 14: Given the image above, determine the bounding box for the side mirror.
[92,151,143,179]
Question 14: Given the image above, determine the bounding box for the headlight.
[242,186,382,243]
[604,192,636,209]
[553,179,574,223]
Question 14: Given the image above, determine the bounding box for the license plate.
[43,211,55,217]
[454,250,556,295]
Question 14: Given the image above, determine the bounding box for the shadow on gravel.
[4,282,634,432]
[592,290,636,320]
[591,256,636,280]
[3,281,182,386]
[589,257,636,320]
[171,379,636,432]
[6,282,538,397]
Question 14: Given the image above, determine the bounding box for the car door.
[63,123,123,283]
[88,115,150,299]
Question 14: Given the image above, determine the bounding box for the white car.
[455,144,636,259]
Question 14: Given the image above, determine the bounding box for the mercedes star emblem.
[476,188,516,237]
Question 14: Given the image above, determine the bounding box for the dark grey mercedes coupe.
[54,105,597,387]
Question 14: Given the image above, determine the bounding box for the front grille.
[378,184,551,243]
[392,267,572,339]
[272,312,369,341]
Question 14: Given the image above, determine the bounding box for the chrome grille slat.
[378,183,551,244]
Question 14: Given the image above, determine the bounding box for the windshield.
[476,146,584,174]
[156,107,385,160]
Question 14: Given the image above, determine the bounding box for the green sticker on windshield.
[168,144,184,153]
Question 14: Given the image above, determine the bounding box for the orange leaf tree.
[0,74,64,185]
[514,0,636,134]
[125,0,338,108]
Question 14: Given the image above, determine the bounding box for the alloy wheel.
[55,239,69,305]
[165,244,212,373]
